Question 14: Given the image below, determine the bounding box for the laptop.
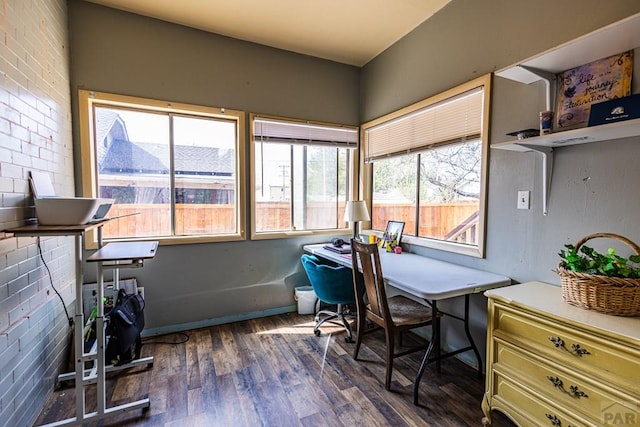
[323,243,352,254]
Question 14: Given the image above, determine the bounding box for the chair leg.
[337,304,353,342]
[352,309,366,360]
[384,329,395,391]
[314,306,355,340]
[314,311,339,336]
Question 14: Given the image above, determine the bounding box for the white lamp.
[344,200,370,240]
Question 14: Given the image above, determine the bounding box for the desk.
[304,244,511,405]
[6,223,157,426]
[84,241,158,423]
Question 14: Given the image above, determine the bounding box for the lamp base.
[353,223,360,241]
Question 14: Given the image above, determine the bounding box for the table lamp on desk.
[344,200,370,240]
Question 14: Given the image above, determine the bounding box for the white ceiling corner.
[83,0,452,66]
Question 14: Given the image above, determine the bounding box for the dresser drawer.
[494,339,640,424]
[491,372,592,427]
[484,283,640,427]
[492,302,640,391]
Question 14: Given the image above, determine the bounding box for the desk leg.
[413,296,484,405]
[413,300,439,406]
[73,235,86,421]
[434,301,441,373]
[96,262,106,415]
[463,294,483,378]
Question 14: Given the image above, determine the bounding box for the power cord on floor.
[37,237,74,327]
[142,332,190,345]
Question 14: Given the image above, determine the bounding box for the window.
[250,115,358,238]
[79,90,245,245]
[361,75,491,257]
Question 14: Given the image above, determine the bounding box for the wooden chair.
[350,238,436,390]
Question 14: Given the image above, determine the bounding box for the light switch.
[517,190,530,210]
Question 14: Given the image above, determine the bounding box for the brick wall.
[0,1,74,426]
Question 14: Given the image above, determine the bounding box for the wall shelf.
[492,12,640,215]
[496,13,640,84]
[493,117,640,152]
[493,118,640,216]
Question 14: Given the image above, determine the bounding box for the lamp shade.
[344,200,370,222]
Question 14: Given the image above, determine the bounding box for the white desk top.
[304,244,511,300]
[6,221,109,236]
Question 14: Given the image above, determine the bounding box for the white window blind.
[364,87,484,161]
[254,118,358,148]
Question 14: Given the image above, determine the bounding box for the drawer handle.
[547,376,589,399]
[545,413,573,427]
[548,336,565,348]
[547,375,564,389]
[545,413,561,426]
[568,385,588,399]
[548,338,591,357]
[570,343,590,356]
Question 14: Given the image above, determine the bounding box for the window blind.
[364,87,484,161]
[254,118,358,148]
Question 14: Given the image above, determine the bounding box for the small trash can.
[294,286,318,315]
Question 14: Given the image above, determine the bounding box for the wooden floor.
[35,312,515,426]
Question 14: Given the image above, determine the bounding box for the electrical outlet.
[517,190,530,210]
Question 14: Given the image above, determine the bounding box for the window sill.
[85,233,246,249]
[364,230,483,258]
[251,228,350,241]
[400,234,483,258]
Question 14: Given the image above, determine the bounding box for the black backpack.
[105,289,145,366]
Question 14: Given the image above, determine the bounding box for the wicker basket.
[556,233,640,316]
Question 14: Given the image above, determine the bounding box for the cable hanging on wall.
[37,237,73,327]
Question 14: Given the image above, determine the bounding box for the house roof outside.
[95,109,129,165]
[96,109,234,178]
[101,140,234,177]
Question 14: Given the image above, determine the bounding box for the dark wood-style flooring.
[35,312,515,426]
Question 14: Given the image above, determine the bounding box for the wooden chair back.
[350,239,389,328]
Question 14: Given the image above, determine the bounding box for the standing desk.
[303,244,511,405]
[6,223,157,426]
[83,241,158,424]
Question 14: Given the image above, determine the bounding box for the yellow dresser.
[482,281,640,426]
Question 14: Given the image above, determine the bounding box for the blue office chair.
[301,254,357,342]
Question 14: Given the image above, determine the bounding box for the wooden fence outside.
[103,202,478,242]
[372,202,478,241]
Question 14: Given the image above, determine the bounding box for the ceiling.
[83,0,452,66]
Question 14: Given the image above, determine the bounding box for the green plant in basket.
[559,244,640,278]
